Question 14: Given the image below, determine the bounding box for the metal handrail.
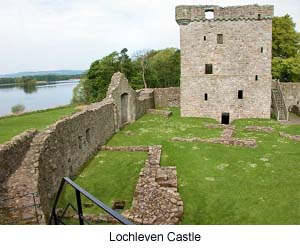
[271,89,279,120]
[49,177,132,225]
[277,80,289,121]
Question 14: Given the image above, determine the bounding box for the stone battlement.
[176,4,274,25]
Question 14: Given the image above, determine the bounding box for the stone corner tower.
[176,4,274,124]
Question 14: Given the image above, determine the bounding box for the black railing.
[49,177,132,225]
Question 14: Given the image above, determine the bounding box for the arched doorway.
[121,93,129,125]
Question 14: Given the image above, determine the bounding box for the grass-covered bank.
[62,108,300,224]
[0,106,76,144]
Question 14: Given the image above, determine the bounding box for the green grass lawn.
[0,106,76,144]
[62,108,300,224]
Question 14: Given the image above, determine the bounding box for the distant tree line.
[72,48,180,104]
[0,74,81,85]
[72,15,299,104]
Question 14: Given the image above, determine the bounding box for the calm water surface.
[0,80,79,116]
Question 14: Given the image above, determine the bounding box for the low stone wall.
[136,89,154,120]
[172,126,257,148]
[279,132,300,141]
[245,126,274,133]
[0,129,38,184]
[102,145,183,224]
[37,99,116,216]
[280,83,300,109]
[153,87,180,108]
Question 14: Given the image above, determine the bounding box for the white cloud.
[0,0,299,74]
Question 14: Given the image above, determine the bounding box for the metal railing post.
[75,189,84,225]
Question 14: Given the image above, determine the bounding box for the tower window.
[205,64,213,74]
[255,75,258,81]
[261,47,264,53]
[204,93,208,101]
[258,14,261,20]
[217,34,223,44]
[238,90,243,99]
[204,36,206,41]
[205,10,215,20]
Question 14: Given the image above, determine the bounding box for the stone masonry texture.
[153,87,180,108]
[176,4,274,123]
[280,83,300,110]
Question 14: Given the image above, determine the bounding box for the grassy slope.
[63,108,300,224]
[0,106,76,144]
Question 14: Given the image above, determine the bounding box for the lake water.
[0,80,80,117]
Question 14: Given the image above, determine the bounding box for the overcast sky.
[0,0,299,75]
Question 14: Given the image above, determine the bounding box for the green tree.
[272,15,300,81]
[11,104,25,114]
[82,51,120,103]
[272,15,300,58]
[71,78,86,104]
[147,48,180,88]
[272,57,300,82]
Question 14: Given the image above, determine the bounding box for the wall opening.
[258,14,261,20]
[255,75,258,81]
[238,90,243,99]
[121,93,129,125]
[205,10,215,20]
[86,129,91,144]
[204,93,208,101]
[261,47,264,53]
[204,36,206,41]
[217,34,223,44]
[78,136,83,149]
[205,64,213,74]
[221,113,230,125]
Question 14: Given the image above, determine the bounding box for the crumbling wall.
[0,72,157,223]
[107,72,137,130]
[0,129,38,184]
[37,99,116,216]
[153,87,180,108]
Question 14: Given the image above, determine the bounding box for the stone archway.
[121,93,129,125]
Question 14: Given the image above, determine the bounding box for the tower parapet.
[176,5,274,25]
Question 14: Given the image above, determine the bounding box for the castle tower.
[176,5,274,123]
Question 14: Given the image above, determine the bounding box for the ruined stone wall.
[36,99,116,216]
[0,73,156,223]
[107,72,137,130]
[280,83,300,109]
[153,87,180,108]
[0,130,38,184]
[176,5,273,123]
[136,89,154,120]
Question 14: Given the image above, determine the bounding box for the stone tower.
[176,4,274,123]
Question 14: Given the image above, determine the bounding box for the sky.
[0,0,299,75]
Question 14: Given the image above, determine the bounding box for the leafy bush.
[11,104,25,114]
